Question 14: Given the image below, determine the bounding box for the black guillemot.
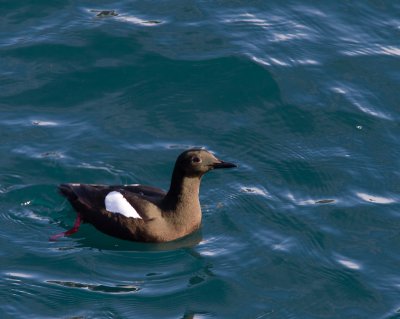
[51,148,236,242]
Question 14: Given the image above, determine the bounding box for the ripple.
[222,12,270,26]
[250,55,272,67]
[330,84,393,120]
[290,58,319,65]
[197,237,231,257]
[250,54,318,67]
[76,162,124,174]
[84,8,163,26]
[123,142,202,151]
[116,15,163,26]
[253,229,295,252]
[16,207,50,223]
[12,145,66,160]
[285,195,337,206]
[342,45,400,57]
[315,199,335,204]
[47,280,140,294]
[271,32,309,42]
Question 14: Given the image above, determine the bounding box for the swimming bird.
[51,149,236,242]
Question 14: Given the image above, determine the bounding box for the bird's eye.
[192,156,202,163]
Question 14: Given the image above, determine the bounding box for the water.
[1,1,400,318]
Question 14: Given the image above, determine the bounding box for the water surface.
[1,1,400,318]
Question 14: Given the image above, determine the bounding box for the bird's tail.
[58,183,78,200]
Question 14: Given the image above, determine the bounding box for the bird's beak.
[213,160,237,169]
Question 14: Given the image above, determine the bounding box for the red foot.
[49,213,82,241]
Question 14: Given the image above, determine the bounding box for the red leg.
[49,213,82,241]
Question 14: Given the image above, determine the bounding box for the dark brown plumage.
[54,149,236,242]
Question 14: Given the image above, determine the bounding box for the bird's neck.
[164,168,202,229]
[165,168,201,206]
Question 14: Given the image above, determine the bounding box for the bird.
[51,148,236,242]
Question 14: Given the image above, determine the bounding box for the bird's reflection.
[49,227,217,319]
[55,226,203,252]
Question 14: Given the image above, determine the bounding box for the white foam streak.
[240,186,269,197]
[356,103,391,120]
[32,120,59,126]
[331,85,392,120]
[251,56,271,66]
[117,16,162,26]
[337,258,361,270]
[356,192,395,204]
[6,272,34,279]
[224,13,271,27]
[342,45,400,57]
[251,55,319,67]
[269,57,289,66]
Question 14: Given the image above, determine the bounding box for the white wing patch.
[105,191,142,219]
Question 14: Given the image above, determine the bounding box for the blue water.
[1,1,400,318]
